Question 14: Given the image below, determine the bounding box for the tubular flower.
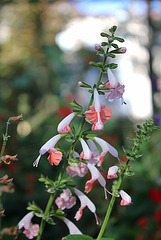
[33,134,62,167]
[94,137,120,166]
[85,163,107,199]
[107,166,118,179]
[105,69,125,104]
[57,112,75,134]
[55,189,76,210]
[80,138,92,160]
[63,218,82,235]
[120,190,132,206]
[85,89,112,131]
[74,188,99,224]
[18,211,39,239]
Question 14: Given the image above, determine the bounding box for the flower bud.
[94,44,100,50]
[120,47,127,53]
[78,81,83,86]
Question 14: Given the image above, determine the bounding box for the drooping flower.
[18,211,39,239]
[55,189,76,210]
[105,69,125,104]
[85,89,112,131]
[57,112,75,134]
[80,138,92,160]
[120,190,132,206]
[74,188,99,224]
[85,163,107,198]
[107,166,118,179]
[63,218,82,235]
[94,137,120,166]
[33,134,62,167]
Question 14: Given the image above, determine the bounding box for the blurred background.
[0,0,161,239]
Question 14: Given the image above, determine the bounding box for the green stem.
[36,193,55,240]
[96,195,116,240]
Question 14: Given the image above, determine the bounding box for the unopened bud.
[108,37,113,43]
[99,84,104,89]
[120,47,127,53]
[94,44,100,50]
[78,81,83,86]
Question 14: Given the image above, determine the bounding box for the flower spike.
[33,134,62,167]
[57,112,75,134]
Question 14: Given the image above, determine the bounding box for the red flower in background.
[148,188,161,203]
[56,107,72,117]
[136,237,144,240]
[136,216,147,229]
[154,210,161,222]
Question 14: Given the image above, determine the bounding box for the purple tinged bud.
[120,47,127,53]
[95,44,100,50]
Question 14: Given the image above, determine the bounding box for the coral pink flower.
[107,166,118,179]
[85,163,107,198]
[80,138,92,160]
[18,211,39,239]
[47,148,62,166]
[63,217,82,235]
[74,188,99,224]
[57,112,75,134]
[55,189,76,210]
[85,89,112,131]
[105,69,125,104]
[67,162,88,177]
[33,134,62,167]
[94,137,120,166]
[120,190,132,206]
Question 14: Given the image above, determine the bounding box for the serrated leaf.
[64,235,93,240]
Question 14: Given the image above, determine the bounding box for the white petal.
[63,218,82,235]
[94,89,101,112]
[87,163,106,188]
[106,142,119,159]
[18,211,33,230]
[74,188,96,213]
[108,69,118,88]
[120,190,131,203]
[87,139,99,156]
[39,134,61,155]
[57,112,75,133]
[94,137,109,153]
[108,166,118,175]
[80,138,92,160]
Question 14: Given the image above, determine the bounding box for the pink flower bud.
[108,37,113,43]
[94,44,100,50]
[78,81,83,86]
[120,47,127,53]
[99,84,104,89]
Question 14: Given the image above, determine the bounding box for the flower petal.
[57,113,75,134]
[63,218,82,235]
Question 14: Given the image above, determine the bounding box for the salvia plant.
[16,26,159,240]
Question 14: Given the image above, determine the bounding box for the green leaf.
[109,25,117,33]
[101,42,108,46]
[106,53,115,58]
[70,99,82,109]
[100,32,110,38]
[107,63,118,69]
[114,37,124,42]
[111,43,118,48]
[100,238,114,240]
[64,235,93,240]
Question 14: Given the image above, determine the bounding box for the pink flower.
[18,211,39,239]
[63,218,82,235]
[105,69,125,104]
[55,189,76,210]
[85,163,107,198]
[80,138,92,160]
[74,188,99,224]
[66,162,88,177]
[120,47,127,53]
[107,166,118,179]
[85,89,112,131]
[120,190,132,206]
[94,137,120,166]
[47,148,62,166]
[57,112,75,134]
[33,134,62,167]
[95,44,100,50]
